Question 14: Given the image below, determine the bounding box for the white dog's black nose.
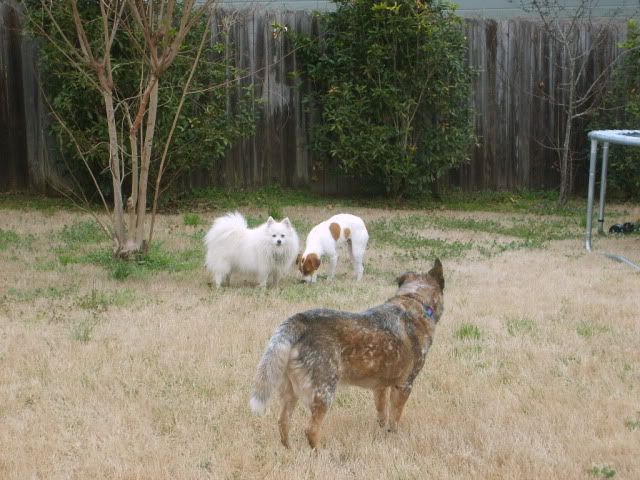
[277,239,282,245]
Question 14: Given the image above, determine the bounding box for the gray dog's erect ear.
[282,217,292,228]
[266,216,275,225]
[428,258,444,291]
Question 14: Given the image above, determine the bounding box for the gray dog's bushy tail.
[249,319,303,416]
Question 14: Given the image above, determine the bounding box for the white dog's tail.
[249,319,304,416]
[204,212,247,247]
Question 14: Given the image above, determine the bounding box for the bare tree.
[522,0,626,204]
[31,0,215,257]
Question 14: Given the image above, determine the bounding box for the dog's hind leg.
[373,387,390,427]
[305,398,330,449]
[214,270,228,288]
[278,377,297,448]
[388,386,411,433]
[349,240,366,281]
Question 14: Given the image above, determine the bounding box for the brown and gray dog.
[249,259,445,449]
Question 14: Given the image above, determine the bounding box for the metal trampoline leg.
[597,142,609,235]
[585,139,598,252]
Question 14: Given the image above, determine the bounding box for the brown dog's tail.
[249,319,303,416]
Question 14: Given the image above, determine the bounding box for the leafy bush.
[292,0,473,197]
[590,20,640,199]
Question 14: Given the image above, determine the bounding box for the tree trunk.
[102,90,126,248]
[558,57,576,206]
[133,77,159,252]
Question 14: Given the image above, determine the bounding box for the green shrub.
[291,0,473,197]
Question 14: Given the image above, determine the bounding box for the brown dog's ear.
[296,253,303,266]
[428,258,444,290]
[310,253,321,270]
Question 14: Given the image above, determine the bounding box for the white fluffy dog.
[204,212,299,288]
[298,213,369,283]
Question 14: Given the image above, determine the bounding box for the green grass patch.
[454,323,482,341]
[59,220,107,245]
[7,285,76,302]
[428,215,579,243]
[369,217,473,259]
[0,228,22,251]
[168,185,327,211]
[76,289,136,311]
[277,280,371,304]
[431,190,587,217]
[0,193,76,212]
[589,465,616,478]
[576,322,611,338]
[183,213,203,226]
[0,189,599,219]
[77,242,202,280]
[506,317,536,337]
[71,317,98,343]
[624,413,640,431]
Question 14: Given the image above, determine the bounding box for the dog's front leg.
[328,254,338,280]
[388,385,412,433]
[257,271,269,288]
[373,387,390,427]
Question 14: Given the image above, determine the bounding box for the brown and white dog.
[297,213,369,282]
[249,259,445,449]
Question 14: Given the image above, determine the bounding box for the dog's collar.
[401,294,435,320]
[423,305,434,319]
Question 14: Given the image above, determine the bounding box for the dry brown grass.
[1,203,639,479]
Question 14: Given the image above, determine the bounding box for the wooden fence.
[0,2,627,195]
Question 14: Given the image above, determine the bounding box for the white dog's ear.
[266,216,275,225]
[282,217,292,228]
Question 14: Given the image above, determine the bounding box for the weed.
[183,213,203,226]
[0,193,75,212]
[428,216,578,243]
[170,185,327,211]
[7,285,76,302]
[624,413,640,431]
[0,229,21,251]
[589,465,616,478]
[370,218,473,259]
[71,317,98,343]
[432,190,587,217]
[59,221,106,245]
[506,317,536,337]
[454,323,481,341]
[76,242,202,280]
[577,322,611,338]
[267,204,284,220]
[76,289,136,311]
[451,344,484,367]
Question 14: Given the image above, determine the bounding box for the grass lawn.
[1,192,639,479]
